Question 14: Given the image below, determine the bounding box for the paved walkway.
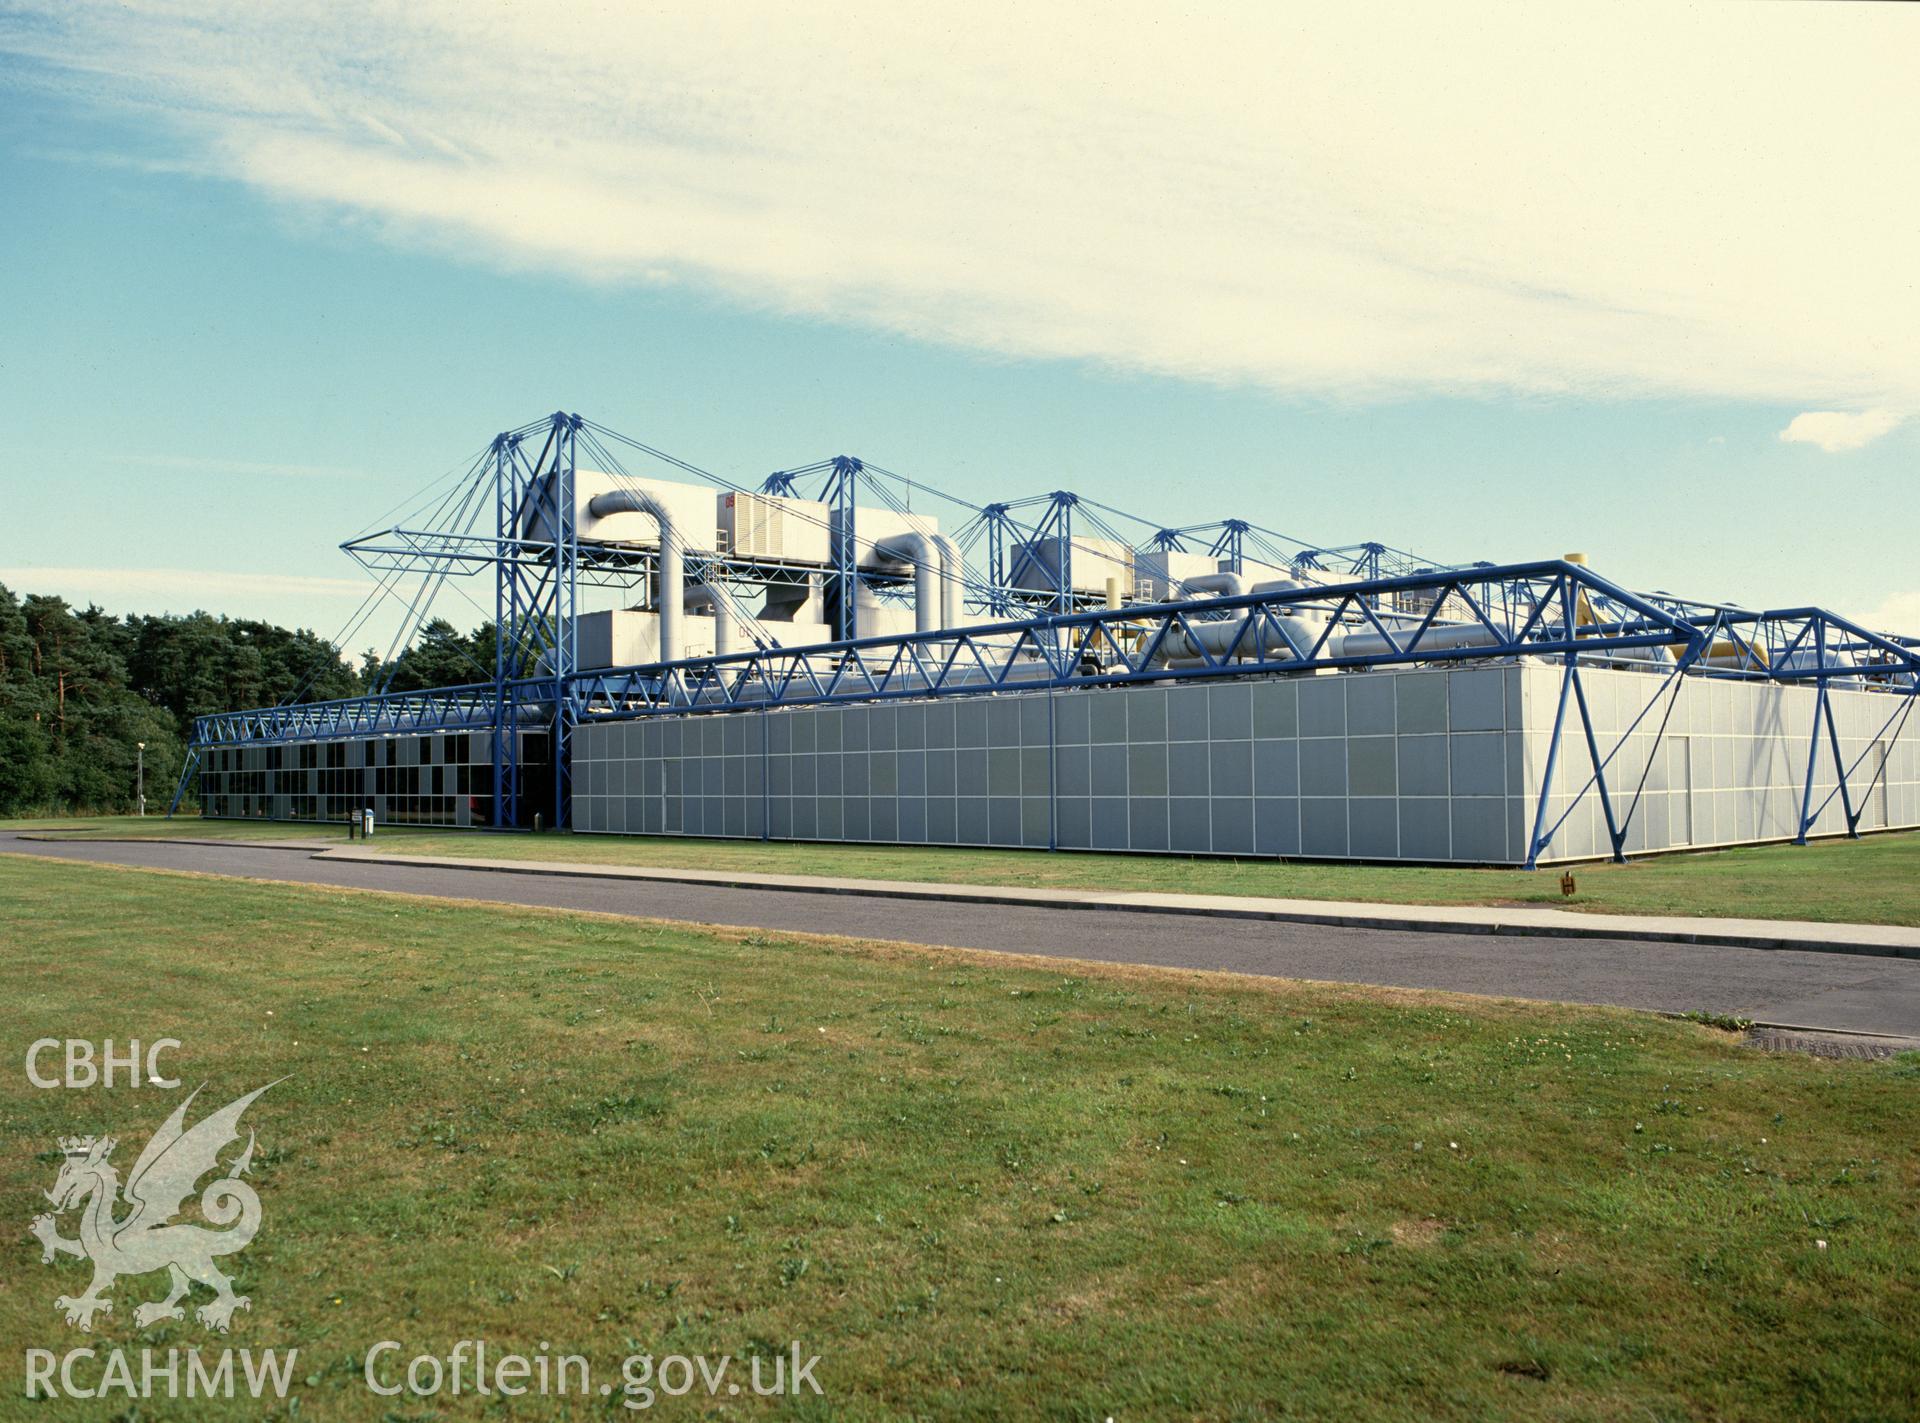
[6,832,1919,1038]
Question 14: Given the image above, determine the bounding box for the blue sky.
[2,4,1914,657]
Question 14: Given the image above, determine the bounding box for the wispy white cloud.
[4,2,1916,410]
[17,144,214,177]
[105,453,367,479]
[1776,409,1904,454]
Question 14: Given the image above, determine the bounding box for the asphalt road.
[5,832,1919,1037]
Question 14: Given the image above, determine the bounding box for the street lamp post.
[137,741,146,817]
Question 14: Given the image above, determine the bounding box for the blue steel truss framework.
[175,414,1920,861]
[1149,518,1435,586]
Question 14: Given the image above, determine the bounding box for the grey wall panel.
[1300,740,1347,797]
[1346,675,1396,735]
[1056,797,1091,849]
[1301,799,1347,857]
[1399,798,1450,860]
[1129,743,1169,797]
[1448,668,1506,732]
[1213,797,1254,854]
[1349,798,1398,859]
[989,795,1020,844]
[1089,692,1126,743]
[1449,733,1506,797]
[1210,684,1253,740]
[1252,680,1298,739]
[1398,735,1448,796]
[1170,796,1210,849]
[1057,746,1090,797]
[1254,739,1299,797]
[1169,740,1210,796]
[1056,694,1091,745]
[1130,798,1170,850]
[955,796,987,844]
[1021,797,1050,847]
[1450,798,1507,862]
[1396,673,1448,735]
[1210,740,1252,797]
[1349,737,1396,797]
[1254,798,1300,856]
[1298,680,1345,737]
[1131,689,1169,741]
[1168,685,1209,739]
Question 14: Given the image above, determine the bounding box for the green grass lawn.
[2,855,1914,1419]
[19,813,1916,927]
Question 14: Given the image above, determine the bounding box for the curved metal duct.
[587,489,683,662]
[875,530,942,635]
[1178,570,1249,600]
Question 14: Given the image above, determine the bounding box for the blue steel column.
[552,415,580,830]
[492,432,520,828]
[1525,656,1576,869]
[982,504,1011,616]
[1823,688,1861,837]
[1211,520,1249,574]
[1569,663,1626,862]
[1794,621,1829,845]
[1050,491,1078,615]
[829,456,861,641]
[1046,680,1059,851]
[165,745,201,817]
[1523,571,1581,869]
[1359,542,1386,606]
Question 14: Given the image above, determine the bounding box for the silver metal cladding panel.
[1519,662,1920,863]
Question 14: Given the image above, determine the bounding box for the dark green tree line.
[0,582,506,816]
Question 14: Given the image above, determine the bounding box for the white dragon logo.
[29,1082,278,1333]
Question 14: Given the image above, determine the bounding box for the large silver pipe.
[1178,571,1249,600]
[933,533,964,630]
[1338,621,1499,658]
[683,585,735,657]
[1149,572,1322,664]
[587,489,683,662]
[1160,615,1503,665]
[1155,614,1328,663]
[852,583,888,639]
[875,531,941,635]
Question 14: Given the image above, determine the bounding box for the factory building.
[184,413,1920,867]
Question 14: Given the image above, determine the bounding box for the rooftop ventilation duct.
[587,488,683,663]
[683,585,736,657]
[875,530,944,635]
